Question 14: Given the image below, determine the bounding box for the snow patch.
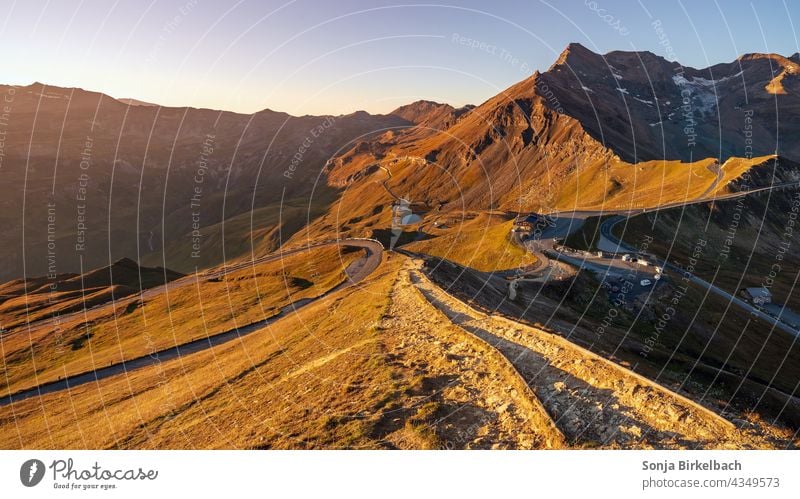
[672,71,743,89]
[672,74,690,86]
[609,65,624,80]
[671,74,731,115]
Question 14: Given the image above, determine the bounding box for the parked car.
[640,279,652,287]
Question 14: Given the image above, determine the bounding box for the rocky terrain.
[317,44,800,237]
[3,43,800,449]
[538,43,800,163]
[6,44,800,283]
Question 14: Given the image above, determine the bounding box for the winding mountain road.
[599,216,800,338]
[0,239,383,406]
[534,182,800,337]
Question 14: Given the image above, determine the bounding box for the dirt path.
[375,265,565,449]
[378,165,401,201]
[407,260,772,449]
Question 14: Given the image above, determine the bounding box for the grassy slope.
[404,213,536,272]
[550,155,775,211]
[713,155,779,195]
[0,261,182,331]
[0,252,401,449]
[0,245,361,396]
[1,253,574,449]
[553,158,716,210]
[293,143,774,258]
[0,254,505,449]
[143,193,337,275]
[611,196,800,398]
[288,160,397,245]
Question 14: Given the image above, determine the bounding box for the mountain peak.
[549,42,602,71]
[560,42,593,56]
[112,257,140,268]
[390,100,459,127]
[391,99,451,115]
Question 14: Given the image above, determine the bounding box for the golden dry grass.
[0,255,405,449]
[713,154,778,194]
[3,252,794,449]
[0,263,182,331]
[0,254,565,449]
[552,155,777,211]
[405,213,536,272]
[553,157,719,210]
[146,196,330,274]
[0,245,362,397]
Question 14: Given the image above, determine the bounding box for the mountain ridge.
[311,42,800,242]
[4,42,800,281]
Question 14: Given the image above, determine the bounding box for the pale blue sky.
[2,0,799,115]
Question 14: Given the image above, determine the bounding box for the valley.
[3,42,800,450]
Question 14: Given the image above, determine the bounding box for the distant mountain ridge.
[315,43,800,238]
[539,42,800,162]
[0,257,183,331]
[5,42,800,280]
[0,82,416,281]
[390,100,475,129]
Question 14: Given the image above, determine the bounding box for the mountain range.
[3,42,800,281]
[3,42,800,450]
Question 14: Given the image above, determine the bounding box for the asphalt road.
[596,207,800,338]
[663,260,800,338]
[516,181,800,336]
[0,239,383,406]
[517,215,656,294]
[597,215,638,254]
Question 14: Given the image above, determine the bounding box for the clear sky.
[3,0,800,115]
